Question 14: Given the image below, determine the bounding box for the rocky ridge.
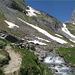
[66,9,75,23]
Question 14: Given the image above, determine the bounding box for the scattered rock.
[5,35,19,43]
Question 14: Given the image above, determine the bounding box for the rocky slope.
[63,9,75,43]
[0,0,74,47]
[66,9,75,24]
[0,0,75,75]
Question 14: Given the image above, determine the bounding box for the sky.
[25,0,75,23]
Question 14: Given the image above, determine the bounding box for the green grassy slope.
[56,47,75,66]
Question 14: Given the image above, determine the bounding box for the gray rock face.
[0,0,73,46]
[0,0,12,6]
[67,9,75,23]
[32,12,63,32]
[0,0,27,13]
[5,35,19,43]
[33,16,62,32]
[0,0,63,32]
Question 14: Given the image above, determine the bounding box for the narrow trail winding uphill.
[3,45,22,75]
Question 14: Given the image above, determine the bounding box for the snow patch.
[26,6,40,17]
[17,18,67,44]
[62,23,75,43]
[28,40,47,45]
[70,45,74,47]
[35,37,50,42]
[55,34,63,37]
[70,39,75,43]
[0,33,7,39]
[62,23,75,38]
[4,20,19,28]
[73,23,75,24]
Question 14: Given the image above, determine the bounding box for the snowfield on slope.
[28,40,47,45]
[17,18,67,44]
[62,23,75,43]
[35,37,50,42]
[4,20,19,28]
[73,23,75,24]
[70,39,75,43]
[26,6,40,16]
[55,34,63,37]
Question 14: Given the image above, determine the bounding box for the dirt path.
[3,45,22,75]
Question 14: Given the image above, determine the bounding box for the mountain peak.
[67,9,75,23]
[71,8,75,16]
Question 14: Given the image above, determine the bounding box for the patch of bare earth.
[3,45,22,75]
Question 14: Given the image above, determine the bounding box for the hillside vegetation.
[56,47,75,66]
